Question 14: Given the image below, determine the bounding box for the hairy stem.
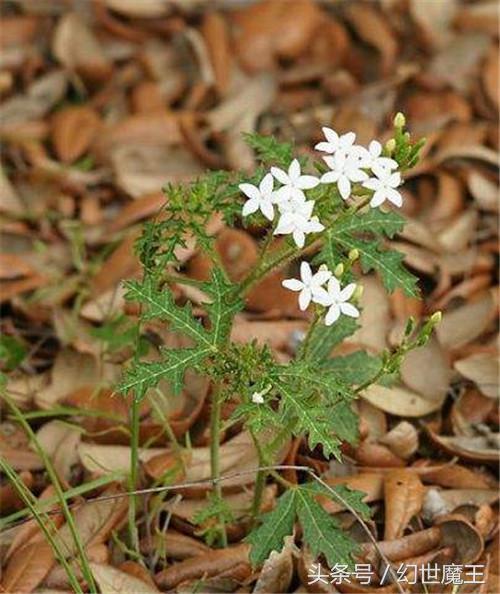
[210,383,228,546]
[249,430,266,524]
[128,398,141,558]
[297,308,322,359]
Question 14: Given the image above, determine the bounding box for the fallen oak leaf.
[0,540,55,594]
[90,563,160,594]
[154,543,250,590]
[384,470,424,540]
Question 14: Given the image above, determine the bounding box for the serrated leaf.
[333,209,405,238]
[246,489,297,566]
[271,375,343,459]
[242,133,294,167]
[300,482,371,521]
[305,316,359,363]
[296,488,358,569]
[119,347,211,400]
[124,278,213,349]
[322,351,382,384]
[201,268,243,348]
[276,362,354,403]
[337,235,419,297]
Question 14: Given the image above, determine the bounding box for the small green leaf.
[337,235,419,297]
[246,489,297,566]
[305,316,359,363]
[322,351,382,384]
[296,488,358,568]
[333,209,406,238]
[119,347,211,400]
[242,133,294,167]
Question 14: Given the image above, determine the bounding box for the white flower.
[282,261,331,311]
[366,140,398,172]
[315,127,357,156]
[323,278,360,325]
[271,158,320,206]
[321,151,369,200]
[274,200,324,248]
[251,391,265,404]
[240,173,276,221]
[363,164,403,208]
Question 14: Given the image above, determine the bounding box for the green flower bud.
[334,263,344,277]
[384,138,396,154]
[353,284,364,301]
[430,311,442,324]
[348,248,359,261]
[394,112,406,128]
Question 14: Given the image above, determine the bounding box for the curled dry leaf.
[320,473,384,514]
[435,290,496,350]
[104,0,172,19]
[90,563,160,594]
[362,383,446,418]
[409,0,458,49]
[451,389,496,436]
[52,12,111,81]
[361,526,442,562]
[454,353,499,399]
[52,486,128,559]
[436,513,485,564]
[0,540,55,594]
[154,543,250,590]
[77,442,165,474]
[425,426,500,464]
[253,534,294,593]
[384,470,424,540]
[352,441,405,468]
[379,421,419,460]
[140,530,210,560]
[418,462,497,490]
[51,106,101,164]
[35,420,82,481]
[467,169,499,212]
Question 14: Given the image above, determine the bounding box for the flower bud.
[394,112,406,128]
[384,138,396,154]
[348,248,359,262]
[430,311,442,324]
[353,284,364,301]
[334,263,344,277]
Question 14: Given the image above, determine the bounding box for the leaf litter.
[0,0,498,592]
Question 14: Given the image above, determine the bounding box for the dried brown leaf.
[384,470,424,540]
[0,541,55,593]
[454,353,499,399]
[51,106,101,164]
[90,563,160,594]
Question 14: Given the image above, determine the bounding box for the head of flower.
[271,158,319,206]
[274,199,324,248]
[321,151,369,200]
[315,127,356,157]
[363,165,403,208]
[282,261,330,311]
[323,278,360,326]
[239,172,276,221]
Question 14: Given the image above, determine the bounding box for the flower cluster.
[239,127,403,249]
[282,262,359,325]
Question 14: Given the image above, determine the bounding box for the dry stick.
[36,464,407,593]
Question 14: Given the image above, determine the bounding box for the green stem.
[5,396,96,592]
[249,429,266,524]
[128,398,141,556]
[297,308,322,360]
[209,383,228,547]
[0,456,84,594]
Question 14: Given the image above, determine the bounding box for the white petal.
[372,163,392,180]
[273,185,292,204]
[327,277,341,298]
[298,288,311,311]
[322,155,337,169]
[300,261,312,283]
[312,270,331,286]
[239,183,260,200]
[297,175,320,190]
[386,188,403,207]
[315,141,335,153]
[363,178,381,191]
[370,190,386,208]
[338,175,351,200]
[290,187,306,203]
[321,171,339,184]
[311,286,331,306]
[259,172,274,195]
[282,278,304,291]
[374,157,398,170]
[340,132,355,148]
[339,283,356,301]
[271,166,289,185]
[260,199,275,221]
[348,168,369,183]
[288,158,301,182]
[293,229,305,248]
[323,127,339,144]
[301,200,315,219]
[274,213,295,234]
[369,140,382,157]
[325,304,340,325]
[388,172,401,187]
[339,302,360,318]
[307,218,325,233]
[242,198,259,216]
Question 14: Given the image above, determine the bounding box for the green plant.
[119,114,438,565]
